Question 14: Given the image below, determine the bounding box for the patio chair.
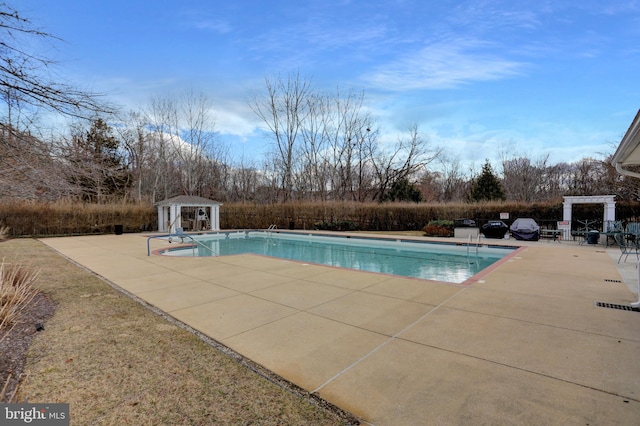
[625,221,640,237]
[613,232,639,263]
[606,221,623,233]
[602,221,623,247]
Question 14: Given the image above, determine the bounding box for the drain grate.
[604,279,622,283]
[595,302,639,311]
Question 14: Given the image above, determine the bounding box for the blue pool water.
[164,232,515,284]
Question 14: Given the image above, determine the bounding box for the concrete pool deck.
[40,233,640,425]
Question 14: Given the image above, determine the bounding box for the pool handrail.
[147,231,219,256]
[467,234,481,255]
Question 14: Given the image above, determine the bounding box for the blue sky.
[19,0,640,172]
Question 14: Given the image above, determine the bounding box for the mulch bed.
[0,292,55,402]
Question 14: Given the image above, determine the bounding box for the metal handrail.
[466,234,481,255]
[147,232,218,256]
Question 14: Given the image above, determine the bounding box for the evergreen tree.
[381,178,423,202]
[67,118,131,201]
[468,160,505,202]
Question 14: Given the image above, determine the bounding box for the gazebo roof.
[154,195,222,207]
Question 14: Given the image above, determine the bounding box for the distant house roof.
[154,195,222,207]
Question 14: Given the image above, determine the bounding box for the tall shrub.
[469,160,505,202]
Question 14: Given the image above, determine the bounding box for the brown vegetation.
[220,200,632,232]
[3,199,640,238]
[0,200,155,237]
[0,260,39,333]
[0,257,48,403]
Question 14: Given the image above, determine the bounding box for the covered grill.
[481,220,509,239]
[510,218,540,241]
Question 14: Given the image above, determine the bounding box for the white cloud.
[211,100,260,138]
[193,19,233,34]
[363,37,526,91]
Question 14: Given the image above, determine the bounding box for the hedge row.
[219,200,640,231]
[0,201,156,237]
[2,200,640,237]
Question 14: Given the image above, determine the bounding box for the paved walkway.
[40,233,640,425]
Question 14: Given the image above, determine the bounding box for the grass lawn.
[0,238,352,425]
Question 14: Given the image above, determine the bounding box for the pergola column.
[604,199,616,223]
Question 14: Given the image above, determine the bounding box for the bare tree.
[0,123,75,200]
[298,92,330,200]
[567,157,610,196]
[144,95,181,201]
[370,124,442,201]
[251,72,312,202]
[229,152,262,202]
[0,4,112,120]
[440,156,468,202]
[142,91,225,200]
[500,154,550,202]
[115,111,153,202]
[0,4,116,203]
[175,90,220,196]
[417,155,468,202]
[325,89,374,201]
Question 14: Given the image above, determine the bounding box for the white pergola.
[611,108,640,308]
[155,195,222,233]
[557,195,616,240]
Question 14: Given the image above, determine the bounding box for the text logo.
[1,404,69,425]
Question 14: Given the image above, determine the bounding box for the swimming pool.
[159,231,517,284]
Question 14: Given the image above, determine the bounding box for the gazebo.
[154,195,222,233]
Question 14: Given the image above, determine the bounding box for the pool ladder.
[267,224,277,236]
[467,234,481,255]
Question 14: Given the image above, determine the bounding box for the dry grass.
[0,260,39,338]
[0,239,351,425]
[0,225,9,240]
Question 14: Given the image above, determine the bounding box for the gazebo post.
[156,205,165,232]
[211,205,220,230]
[170,204,182,233]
